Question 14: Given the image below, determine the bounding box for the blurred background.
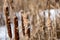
[0,0,60,40]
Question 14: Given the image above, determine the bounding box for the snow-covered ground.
[0,26,6,40]
[0,9,60,40]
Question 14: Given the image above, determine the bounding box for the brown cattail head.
[5,7,9,18]
[7,17,12,38]
[21,15,25,36]
[4,5,12,38]
[14,16,19,40]
[27,27,30,38]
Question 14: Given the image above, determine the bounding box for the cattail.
[27,28,30,38]
[4,6,12,38]
[14,16,19,40]
[27,24,30,38]
[21,13,25,36]
[7,17,12,38]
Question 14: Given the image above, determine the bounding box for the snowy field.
[0,9,60,40]
[0,26,6,40]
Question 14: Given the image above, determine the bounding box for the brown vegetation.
[3,0,60,40]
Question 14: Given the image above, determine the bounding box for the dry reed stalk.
[14,16,19,40]
[52,1,57,40]
[52,18,55,40]
[45,0,52,40]
[8,0,14,23]
[8,0,14,9]
[52,16,57,40]
[21,11,30,40]
[26,14,30,39]
[56,14,60,39]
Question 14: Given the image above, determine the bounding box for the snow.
[0,26,6,40]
